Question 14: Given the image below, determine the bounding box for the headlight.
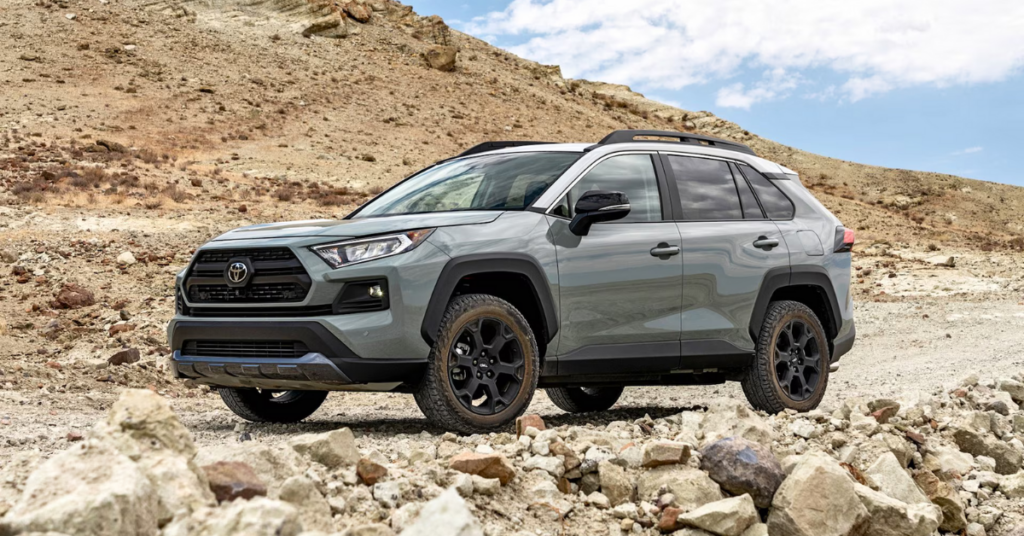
[310,229,435,268]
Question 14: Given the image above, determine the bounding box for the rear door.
[548,153,684,375]
[661,154,791,365]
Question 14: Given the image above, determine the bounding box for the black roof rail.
[457,141,554,158]
[596,130,756,156]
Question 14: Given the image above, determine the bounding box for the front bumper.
[170,320,427,390]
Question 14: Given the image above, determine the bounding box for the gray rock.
[637,466,723,510]
[954,428,1022,475]
[853,483,942,536]
[400,488,482,536]
[998,471,1024,499]
[701,399,773,447]
[998,379,1024,404]
[278,475,332,531]
[598,459,633,506]
[289,428,359,469]
[0,441,160,536]
[864,452,928,504]
[162,496,301,536]
[767,453,868,536]
[679,494,758,536]
[700,436,784,508]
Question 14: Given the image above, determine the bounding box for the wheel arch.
[750,265,841,351]
[420,253,558,354]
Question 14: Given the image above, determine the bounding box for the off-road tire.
[546,386,624,413]
[742,300,830,413]
[219,388,328,423]
[414,294,540,435]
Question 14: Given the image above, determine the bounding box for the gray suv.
[168,130,855,433]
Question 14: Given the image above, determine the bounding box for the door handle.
[650,243,681,257]
[753,236,780,250]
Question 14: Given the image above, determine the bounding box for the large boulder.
[94,390,214,523]
[449,452,515,485]
[0,441,160,536]
[678,494,758,536]
[767,453,868,536]
[162,496,302,536]
[1000,471,1024,499]
[288,428,359,469]
[637,466,724,510]
[863,452,928,504]
[700,437,784,508]
[301,14,348,38]
[400,488,482,536]
[423,46,457,72]
[913,470,967,532]
[700,399,773,447]
[922,445,974,479]
[853,484,942,536]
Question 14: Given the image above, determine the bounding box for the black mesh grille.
[181,340,310,359]
[185,248,311,304]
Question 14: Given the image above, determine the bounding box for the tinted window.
[353,152,579,218]
[567,154,661,222]
[668,156,742,220]
[738,165,795,220]
[731,163,764,219]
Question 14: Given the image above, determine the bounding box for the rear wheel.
[742,300,830,413]
[546,386,623,413]
[414,294,539,434]
[219,388,328,423]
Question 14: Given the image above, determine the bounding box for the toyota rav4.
[168,130,856,434]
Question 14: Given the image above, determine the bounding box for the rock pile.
[3,375,1024,535]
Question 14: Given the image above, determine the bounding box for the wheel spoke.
[454,377,482,399]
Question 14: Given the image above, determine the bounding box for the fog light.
[368,285,385,299]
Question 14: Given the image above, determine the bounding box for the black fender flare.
[749,265,841,342]
[420,253,559,346]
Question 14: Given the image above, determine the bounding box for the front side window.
[737,165,795,220]
[668,155,743,220]
[564,154,662,222]
[352,152,580,218]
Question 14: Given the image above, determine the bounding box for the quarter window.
[566,154,662,222]
[668,156,743,220]
[737,165,795,220]
[731,163,765,220]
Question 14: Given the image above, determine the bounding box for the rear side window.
[667,155,742,220]
[737,165,795,220]
[731,163,764,220]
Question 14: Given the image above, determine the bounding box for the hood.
[211,211,503,241]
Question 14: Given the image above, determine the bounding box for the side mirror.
[569,190,631,236]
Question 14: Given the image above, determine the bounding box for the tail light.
[834,226,855,253]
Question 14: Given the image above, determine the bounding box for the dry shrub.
[163,185,187,203]
[275,188,296,202]
[319,195,345,206]
[143,197,164,209]
[368,184,385,195]
[137,148,160,164]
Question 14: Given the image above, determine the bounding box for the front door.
[548,153,683,375]
[661,154,791,365]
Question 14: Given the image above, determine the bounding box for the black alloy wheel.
[773,319,822,401]
[447,317,526,415]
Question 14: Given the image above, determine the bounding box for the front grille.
[182,340,310,359]
[184,248,311,304]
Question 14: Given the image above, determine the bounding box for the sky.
[411,0,1024,186]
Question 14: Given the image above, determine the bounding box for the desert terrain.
[2,0,1024,535]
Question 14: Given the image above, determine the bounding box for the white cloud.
[465,0,1024,105]
[716,69,800,109]
[952,146,984,156]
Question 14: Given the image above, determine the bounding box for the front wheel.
[414,294,539,435]
[219,388,328,423]
[546,386,623,413]
[742,300,830,413]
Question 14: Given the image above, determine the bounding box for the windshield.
[351,152,580,218]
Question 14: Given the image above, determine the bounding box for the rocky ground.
[3,0,1024,534]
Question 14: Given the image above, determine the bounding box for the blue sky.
[412,0,1024,186]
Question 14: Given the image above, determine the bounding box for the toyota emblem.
[227,262,248,284]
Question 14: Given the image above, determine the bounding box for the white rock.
[679,494,758,536]
[865,452,929,504]
[117,251,136,265]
